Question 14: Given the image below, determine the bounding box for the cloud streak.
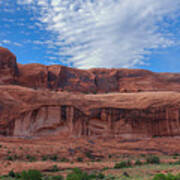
[17,0,180,69]
[1,40,22,47]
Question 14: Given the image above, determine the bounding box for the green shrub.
[50,154,58,161]
[102,167,109,171]
[6,156,13,161]
[66,168,90,180]
[15,172,21,178]
[152,173,180,180]
[26,154,36,162]
[123,172,130,177]
[60,157,69,162]
[152,173,166,180]
[8,170,21,178]
[42,155,49,161]
[170,160,180,165]
[146,156,160,164]
[173,156,177,159]
[21,169,42,180]
[85,151,94,160]
[135,159,143,166]
[77,157,83,162]
[114,160,132,169]
[6,154,19,161]
[66,169,106,180]
[8,170,16,177]
[173,153,180,156]
[88,173,97,179]
[97,173,105,179]
[50,165,60,172]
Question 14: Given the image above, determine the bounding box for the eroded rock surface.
[1,47,180,139]
[1,47,180,93]
[0,47,19,84]
[1,85,180,138]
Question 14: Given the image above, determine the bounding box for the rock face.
[1,47,180,139]
[1,85,180,138]
[0,47,19,84]
[1,47,180,93]
[16,65,180,93]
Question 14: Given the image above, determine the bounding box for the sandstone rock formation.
[1,85,180,138]
[16,65,180,93]
[1,47,180,93]
[0,47,19,84]
[0,47,180,138]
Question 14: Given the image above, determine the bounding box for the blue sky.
[0,0,180,72]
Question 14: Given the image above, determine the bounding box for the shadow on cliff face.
[4,105,180,139]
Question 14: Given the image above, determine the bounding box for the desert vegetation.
[1,167,180,180]
[0,153,180,180]
[0,138,179,180]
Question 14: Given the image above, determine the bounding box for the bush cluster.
[76,157,83,162]
[50,165,60,172]
[26,154,37,162]
[3,169,64,180]
[114,160,132,169]
[169,160,180,165]
[42,154,69,162]
[153,173,180,180]
[3,168,115,180]
[134,159,143,166]
[146,156,160,164]
[66,168,113,180]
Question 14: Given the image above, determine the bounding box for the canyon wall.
[1,85,180,138]
[12,106,180,138]
[1,47,180,93]
[1,47,180,139]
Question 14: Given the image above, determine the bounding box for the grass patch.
[152,173,180,180]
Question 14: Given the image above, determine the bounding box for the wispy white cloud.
[17,0,180,69]
[1,40,11,44]
[1,39,22,47]
[14,42,22,47]
[33,39,57,49]
[17,0,33,5]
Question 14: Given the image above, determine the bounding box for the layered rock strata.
[1,47,180,93]
[0,85,180,138]
[0,47,180,138]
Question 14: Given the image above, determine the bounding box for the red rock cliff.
[1,47,180,139]
[1,47,180,93]
[0,47,19,84]
[0,85,180,138]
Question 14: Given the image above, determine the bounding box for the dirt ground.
[0,136,180,177]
